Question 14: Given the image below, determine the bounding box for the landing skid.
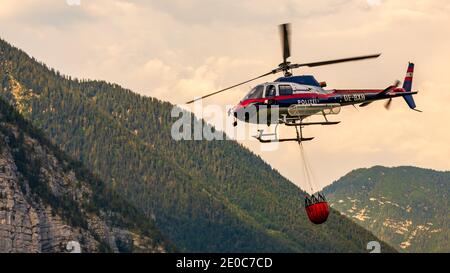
[282,121,340,127]
[253,115,340,143]
[254,128,314,143]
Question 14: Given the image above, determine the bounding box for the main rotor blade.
[290,53,381,68]
[279,23,291,63]
[185,70,275,104]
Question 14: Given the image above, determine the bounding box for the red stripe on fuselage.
[238,89,384,108]
[238,98,264,108]
[393,87,406,93]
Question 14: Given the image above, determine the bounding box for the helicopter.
[186,23,420,143]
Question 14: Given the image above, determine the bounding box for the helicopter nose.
[233,102,245,118]
[233,105,252,122]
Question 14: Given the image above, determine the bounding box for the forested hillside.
[324,166,449,252]
[0,97,170,252]
[0,38,396,252]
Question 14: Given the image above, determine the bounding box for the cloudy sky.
[1,0,449,191]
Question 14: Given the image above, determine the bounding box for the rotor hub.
[278,62,293,77]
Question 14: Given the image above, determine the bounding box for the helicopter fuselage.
[232,74,417,124]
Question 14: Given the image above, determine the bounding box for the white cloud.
[367,0,382,7]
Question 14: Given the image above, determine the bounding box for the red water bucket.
[305,201,329,224]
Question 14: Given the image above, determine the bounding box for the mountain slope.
[0,98,170,253]
[0,38,396,252]
[324,166,449,252]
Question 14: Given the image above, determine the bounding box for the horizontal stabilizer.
[390,91,418,98]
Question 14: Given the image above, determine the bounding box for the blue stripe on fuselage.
[274,92,381,107]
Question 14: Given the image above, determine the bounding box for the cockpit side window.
[293,86,312,93]
[279,84,293,96]
[265,85,276,97]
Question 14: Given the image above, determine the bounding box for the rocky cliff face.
[0,99,169,253]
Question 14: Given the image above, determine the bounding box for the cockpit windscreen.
[242,85,264,100]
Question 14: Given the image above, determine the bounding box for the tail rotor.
[384,80,400,110]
